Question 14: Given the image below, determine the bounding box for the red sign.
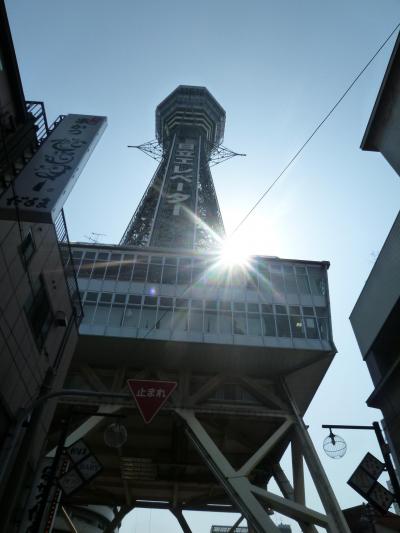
[127,379,177,424]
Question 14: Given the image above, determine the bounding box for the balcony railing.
[55,210,84,326]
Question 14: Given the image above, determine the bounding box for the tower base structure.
[40,244,350,533]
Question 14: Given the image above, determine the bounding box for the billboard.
[0,114,107,223]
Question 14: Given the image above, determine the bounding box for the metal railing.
[55,209,84,326]
[26,100,64,145]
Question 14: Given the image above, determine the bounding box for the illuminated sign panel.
[150,136,200,248]
[0,114,107,223]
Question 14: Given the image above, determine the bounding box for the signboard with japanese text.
[57,438,102,497]
[150,136,200,248]
[127,379,177,424]
[0,114,107,223]
[348,452,394,513]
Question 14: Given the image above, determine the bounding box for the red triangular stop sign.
[127,379,177,424]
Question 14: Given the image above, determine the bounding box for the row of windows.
[72,250,327,296]
[81,292,330,341]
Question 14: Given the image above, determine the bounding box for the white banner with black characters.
[0,114,107,223]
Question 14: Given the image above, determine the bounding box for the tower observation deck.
[45,87,350,533]
[121,86,226,250]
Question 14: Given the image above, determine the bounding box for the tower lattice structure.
[121,86,226,250]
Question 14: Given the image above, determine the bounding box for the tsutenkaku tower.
[46,86,351,533]
[120,86,226,250]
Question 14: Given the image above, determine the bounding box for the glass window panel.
[93,303,110,325]
[289,316,305,338]
[233,313,246,335]
[92,256,108,279]
[85,252,96,259]
[137,255,149,264]
[85,292,98,302]
[164,256,177,266]
[318,318,329,340]
[192,260,205,285]
[140,307,157,329]
[119,255,134,281]
[177,258,192,284]
[276,315,291,337]
[315,306,328,317]
[123,305,140,327]
[147,264,162,283]
[302,306,314,316]
[172,309,188,331]
[160,297,173,307]
[150,256,163,264]
[105,254,121,280]
[259,267,272,293]
[157,308,173,330]
[289,305,301,315]
[308,267,326,296]
[248,314,262,336]
[78,259,94,278]
[295,266,306,275]
[296,274,311,294]
[247,303,259,313]
[100,293,112,303]
[82,303,96,324]
[275,305,287,315]
[262,314,276,336]
[72,250,83,259]
[219,312,232,334]
[246,270,258,290]
[206,300,217,310]
[220,301,231,311]
[233,302,245,311]
[190,310,203,332]
[305,317,318,339]
[162,265,177,284]
[191,299,203,309]
[144,296,157,306]
[132,263,148,282]
[114,294,126,304]
[284,268,297,293]
[128,295,142,305]
[176,299,188,308]
[261,304,273,314]
[109,305,125,326]
[271,272,285,293]
[205,311,218,333]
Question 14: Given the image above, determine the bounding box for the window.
[92,253,108,279]
[119,254,134,281]
[283,265,297,293]
[93,293,111,324]
[25,276,53,349]
[123,295,141,328]
[157,300,173,330]
[105,254,121,280]
[308,267,326,296]
[262,313,276,336]
[177,258,192,284]
[248,313,262,336]
[275,306,290,337]
[109,294,126,327]
[20,230,35,267]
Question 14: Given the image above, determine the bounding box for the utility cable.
[230,22,400,236]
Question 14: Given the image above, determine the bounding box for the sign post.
[127,379,177,423]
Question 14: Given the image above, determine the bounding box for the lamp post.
[321,422,400,507]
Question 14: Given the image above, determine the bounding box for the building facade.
[0,3,106,531]
[350,30,400,469]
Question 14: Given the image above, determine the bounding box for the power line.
[231,22,400,236]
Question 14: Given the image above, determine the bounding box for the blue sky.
[6,1,400,531]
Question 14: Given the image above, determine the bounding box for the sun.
[218,237,250,267]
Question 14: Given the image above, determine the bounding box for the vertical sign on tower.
[151,136,200,249]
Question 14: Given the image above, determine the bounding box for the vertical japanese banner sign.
[0,114,107,223]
